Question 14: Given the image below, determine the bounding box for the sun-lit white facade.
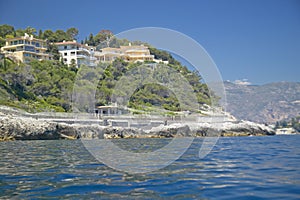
[55,41,96,67]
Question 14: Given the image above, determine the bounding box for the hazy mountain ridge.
[224,81,300,123]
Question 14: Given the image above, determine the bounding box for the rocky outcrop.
[147,124,192,138]
[0,116,275,141]
[72,124,104,139]
[220,121,275,136]
[0,116,78,141]
[190,121,275,137]
[103,127,145,139]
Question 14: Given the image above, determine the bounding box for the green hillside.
[0,24,213,113]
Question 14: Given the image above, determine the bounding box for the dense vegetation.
[0,58,211,113]
[95,59,211,112]
[0,59,76,112]
[0,24,213,113]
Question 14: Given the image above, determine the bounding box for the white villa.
[54,40,96,67]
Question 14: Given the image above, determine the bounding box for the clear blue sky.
[0,0,299,85]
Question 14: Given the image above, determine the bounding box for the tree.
[46,44,60,60]
[149,47,180,65]
[66,27,79,40]
[94,29,113,46]
[25,26,37,36]
[70,59,77,69]
[43,30,55,42]
[15,29,25,37]
[5,35,14,39]
[87,33,95,46]
[0,24,15,38]
[0,37,5,47]
[55,30,70,42]
[38,29,43,38]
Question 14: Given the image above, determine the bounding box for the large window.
[24,45,35,52]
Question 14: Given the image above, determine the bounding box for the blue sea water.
[0,135,300,199]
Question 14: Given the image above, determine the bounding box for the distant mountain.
[224,81,300,124]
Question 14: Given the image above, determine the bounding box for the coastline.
[0,106,276,141]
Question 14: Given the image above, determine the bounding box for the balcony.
[77,54,89,59]
[78,47,90,54]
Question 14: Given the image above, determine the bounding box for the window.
[24,45,35,52]
[64,58,67,62]
[71,51,75,56]
[64,46,67,49]
[64,52,68,56]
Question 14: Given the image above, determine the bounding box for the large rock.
[148,124,192,138]
[73,124,104,139]
[0,116,78,140]
[220,121,275,136]
[188,120,275,137]
[103,127,145,139]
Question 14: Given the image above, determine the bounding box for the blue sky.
[0,0,299,85]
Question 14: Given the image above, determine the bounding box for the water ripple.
[0,136,300,199]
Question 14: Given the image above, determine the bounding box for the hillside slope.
[224,81,300,123]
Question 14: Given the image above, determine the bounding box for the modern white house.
[55,40,96,67]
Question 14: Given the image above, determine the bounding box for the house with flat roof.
[94,47,120,63]
[120,45,154,62]
[0,33,52,63]
[54,40,96,67]
[95,44,168,64]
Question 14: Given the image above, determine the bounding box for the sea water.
[0,135,299,199]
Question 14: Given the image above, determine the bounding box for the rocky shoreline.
[0,107,276,141]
